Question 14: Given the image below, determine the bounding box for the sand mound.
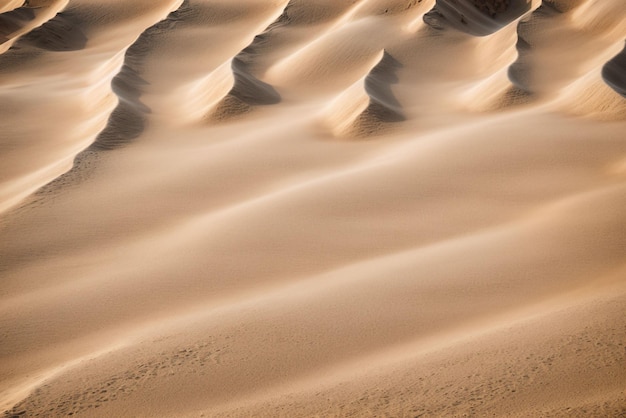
[266,19,394,96]
[201,2,287,121]
[325,50,404,137]
[231,60,280,107]
[92,3,189,149]
[220,39,282,107]
[502,0,626,101]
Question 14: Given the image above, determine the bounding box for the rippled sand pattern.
[1,0,625,416]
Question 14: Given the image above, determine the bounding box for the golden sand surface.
[1,0,625,416]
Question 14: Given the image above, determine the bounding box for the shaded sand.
[1,0,625,416]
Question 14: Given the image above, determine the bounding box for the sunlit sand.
[1,0,625,416]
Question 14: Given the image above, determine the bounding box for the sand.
[1,0,625,416]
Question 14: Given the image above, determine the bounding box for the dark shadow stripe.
[424,0,532,37]
[91,1,191,150]
[20,11,87,51]
[602,42,626,99]
[364,51,405,123]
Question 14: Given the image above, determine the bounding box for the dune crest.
[324,50,405,137]
[424,0,535,37]
[205,5,286,121]
[0,0,69,54]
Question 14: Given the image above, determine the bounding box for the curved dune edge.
[602,41,626,98]
[0,0,185,215]
[0,0,69,54]
[508,0,626,98]
[92,1,189,150]
[423,0,536,37]
[558,77,626,121]
[323,49,405,137]
[204,35,281,122]
[204,3,287,123]
[1,0,626,417]
[454,21,534,112]
[0,0,24,14]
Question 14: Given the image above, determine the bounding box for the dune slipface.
[603,42,626,98]
[1,0,625,417]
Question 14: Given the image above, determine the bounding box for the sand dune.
[0,0,69,54]
[325,49,405,137]
[207,6,285,121]
[1,0,625,416]
[426,0,534,37]
[604,42,626,98]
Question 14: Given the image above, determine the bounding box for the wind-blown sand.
[1,0,625,416]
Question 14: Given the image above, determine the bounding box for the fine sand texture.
[1,0,626,416]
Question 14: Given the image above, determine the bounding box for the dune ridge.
[92,1,187,150]
[1,0,625,416]
[0,0,69,54]
[206,2,286,121]
[325,49,405,137]
[426,0,534,37]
